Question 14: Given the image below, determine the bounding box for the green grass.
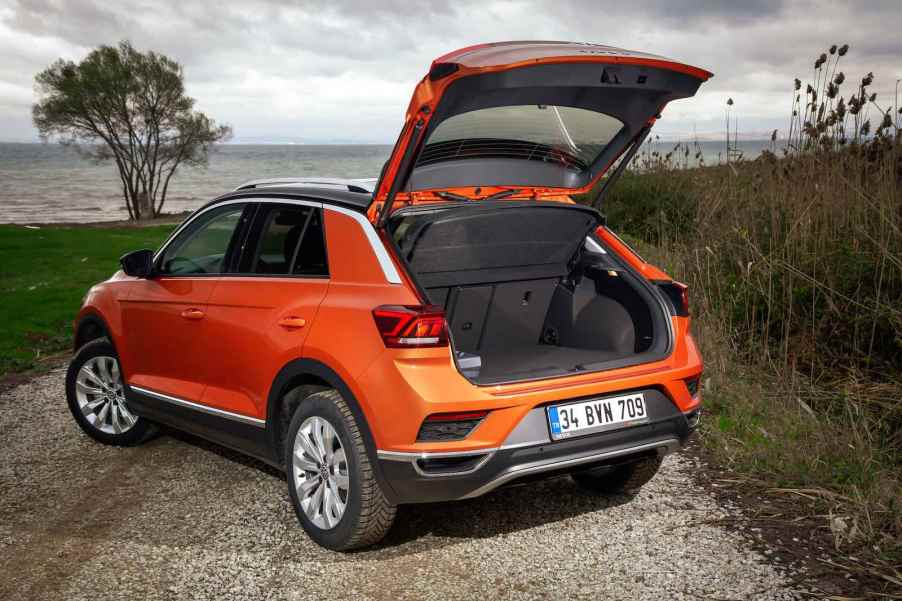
[0,224,173,376]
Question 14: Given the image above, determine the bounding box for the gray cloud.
[1,0,900,142]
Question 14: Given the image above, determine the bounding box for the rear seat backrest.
[441,279,559,353]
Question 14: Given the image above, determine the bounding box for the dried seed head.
[794,78,802,91]
[771,129,778,141]
[827,83,838,99]
[838,44,849,56]
[834,72,845,85]
[806,83,815,95]
[860,120,870,136]
[862,72,874,86]
[869,92,877,102]
[829,44,837,55]
[880,112,892,130]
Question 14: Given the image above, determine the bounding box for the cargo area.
[388,202,672,384]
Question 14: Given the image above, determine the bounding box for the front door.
[120,203,251,402]
[195,202,330,421]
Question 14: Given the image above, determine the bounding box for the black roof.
[208,185,372,212]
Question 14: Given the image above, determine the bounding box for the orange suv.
[66,42,709,550]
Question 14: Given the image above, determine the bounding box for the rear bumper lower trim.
[461,437,680,498]
[376,435,682,503]
[377,447,498,477]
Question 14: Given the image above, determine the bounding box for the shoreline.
[0,212,191,229]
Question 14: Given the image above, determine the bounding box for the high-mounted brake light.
[372,305,449,348]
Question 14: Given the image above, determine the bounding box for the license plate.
[547,393,649,440]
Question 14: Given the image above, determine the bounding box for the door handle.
[277,316,307,329]
[181,308,206,320]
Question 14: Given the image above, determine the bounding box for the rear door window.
[240,204,329,277]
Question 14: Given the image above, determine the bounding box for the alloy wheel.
[74,355,137,435]
[292,416,349,529]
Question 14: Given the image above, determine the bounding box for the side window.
[292,209,328,276]
[244,205,329,277]
[158,206,245,275]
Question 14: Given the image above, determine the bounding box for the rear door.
[194,201,330,421]
[121,202,252,401]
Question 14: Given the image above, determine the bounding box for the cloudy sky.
[1,0,900,143]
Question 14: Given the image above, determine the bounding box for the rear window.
[419,105,624,171]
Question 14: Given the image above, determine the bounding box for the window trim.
[153,203,252,278]
[153,197,402,284]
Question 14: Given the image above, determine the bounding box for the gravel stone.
[0,367,800,600]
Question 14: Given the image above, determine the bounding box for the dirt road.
[0,368,799,600]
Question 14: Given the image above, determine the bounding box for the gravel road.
[0,368,800,600]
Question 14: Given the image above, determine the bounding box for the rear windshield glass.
[419,105,624,172]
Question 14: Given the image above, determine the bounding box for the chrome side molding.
[129,385,266,428]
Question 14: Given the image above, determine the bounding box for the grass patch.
[0,223,173,376]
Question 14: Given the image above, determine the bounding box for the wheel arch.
[74,312,113,351]
[265,359,391,497]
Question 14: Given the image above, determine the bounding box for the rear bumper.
[377,404,694,504]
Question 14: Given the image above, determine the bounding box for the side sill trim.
[129,385,266,428]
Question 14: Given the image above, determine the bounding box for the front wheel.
[284,389,396,551]
[65,338,157,446]
[571,455,663,495]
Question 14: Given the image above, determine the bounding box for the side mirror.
[120,249,155,278]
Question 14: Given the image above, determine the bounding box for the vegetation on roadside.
[0,224,172,376]
[605,45,901,589]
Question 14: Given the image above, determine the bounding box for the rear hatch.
[375,41,710,384]
[369,41,712,223]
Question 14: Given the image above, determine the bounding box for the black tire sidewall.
[284,391,365,550]
[65,338,153,446]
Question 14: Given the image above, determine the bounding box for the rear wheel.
[571,455,662,495]
[284,389,396,551]
[65,338,156,446]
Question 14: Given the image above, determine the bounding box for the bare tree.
[32,41,232,220]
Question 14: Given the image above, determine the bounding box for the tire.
[571,455,663,495]
[65,338,157,446]
[284,389,396,551]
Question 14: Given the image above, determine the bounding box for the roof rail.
[233,177,376,194]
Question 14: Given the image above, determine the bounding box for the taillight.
[372,305,449,348]
[658,281,690,317]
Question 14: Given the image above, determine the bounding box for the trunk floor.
[474,344,631,383]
